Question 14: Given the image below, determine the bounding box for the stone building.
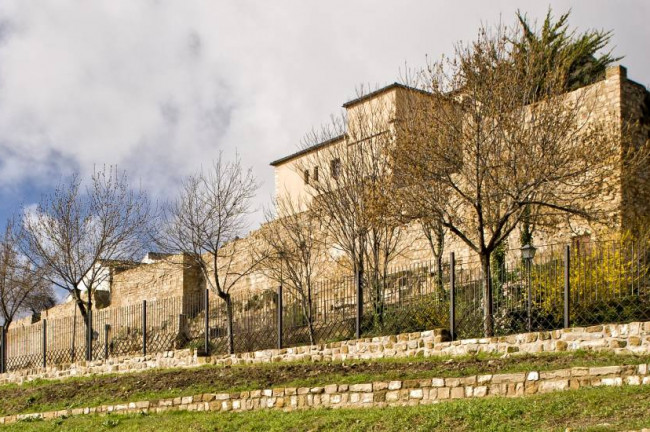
[5,65,649,362]
[270,65,650,265]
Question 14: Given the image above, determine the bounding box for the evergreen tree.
[514,8,622,102]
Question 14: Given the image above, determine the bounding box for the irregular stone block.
[350,383,373,392]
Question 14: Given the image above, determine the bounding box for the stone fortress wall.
[4,65,649,368]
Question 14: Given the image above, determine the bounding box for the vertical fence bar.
[277,283,283,349]
[204,289,210,355]
[0,325,5,374]
[104,324,110,360]
[564,245,571,328]
[142,300,147,356]
[355,269,363,339]
[449,252,456,341]
[42,320,47,368]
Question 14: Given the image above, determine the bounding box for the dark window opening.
[330,158,341,179]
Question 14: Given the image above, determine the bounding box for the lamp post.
[521,243,537,332]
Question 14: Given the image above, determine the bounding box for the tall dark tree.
[514,8,622,102]
[513,8,622,246]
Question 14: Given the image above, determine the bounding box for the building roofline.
[270,83,435,168]
[341,83,433,108]
[270,134,345,167]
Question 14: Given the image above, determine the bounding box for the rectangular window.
[313,166,319,182]
[330,158,341,180]
[303,169,310,185]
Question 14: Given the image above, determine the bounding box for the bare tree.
[21,167,152,354]
[420,218,447,290]
[257,195,327,345]
[158,155,260,354]
[296,93,405,326]
[393,24,642,336]
[0,218,54,328]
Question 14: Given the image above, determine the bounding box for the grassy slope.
[4,385,650,432]
[0,351,647,417]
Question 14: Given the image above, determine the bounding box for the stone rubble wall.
[1,362,648,425]
[2,321,650,385]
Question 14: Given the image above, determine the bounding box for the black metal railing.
[1,239,648,373]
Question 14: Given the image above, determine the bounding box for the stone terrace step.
[1,362,648,425]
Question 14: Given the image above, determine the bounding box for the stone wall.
[110,254,203,308]
[1,361,648,425]
[2,320,650,385]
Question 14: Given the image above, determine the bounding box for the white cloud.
[0,0,647,226]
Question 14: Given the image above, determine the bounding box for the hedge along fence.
[1,238,649,374]
[531,241,650,327]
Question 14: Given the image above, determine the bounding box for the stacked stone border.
[2,321,650,385]
[1,363,649,425]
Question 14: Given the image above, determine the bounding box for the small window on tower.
[303,169,310,185]
[313,166,319,182]
[330,158,341,179]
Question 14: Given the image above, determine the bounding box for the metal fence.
[451,241,650,338]
[1,239,649,373]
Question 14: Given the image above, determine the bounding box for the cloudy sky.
[0,0,648,231]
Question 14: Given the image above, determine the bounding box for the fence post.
[449,252,456,341]
[564,245,571,328]
[277,283,283,350]
[86,309,93,362]
[42,319,47,369]
[204,289,210,355]
[104,324,110,360]
[355,268,363,339]
[0,326,5,373]
[142,300,147,356]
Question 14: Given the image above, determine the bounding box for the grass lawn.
[3,384,650,431]
[0,350,647,418]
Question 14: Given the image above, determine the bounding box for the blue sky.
[0,1,648,232]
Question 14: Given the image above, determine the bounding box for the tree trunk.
[480,252,494,337]
[221,293,235,355]
[71,309,77,362]
[84,290,94,361]
[301,294,316,346]
[74,298,88,322]
[357,250,365,321]
[436,253,444,292]
[72,295,93,360]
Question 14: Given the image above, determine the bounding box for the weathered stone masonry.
[1,362,648,425]
[2,320,650,385]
